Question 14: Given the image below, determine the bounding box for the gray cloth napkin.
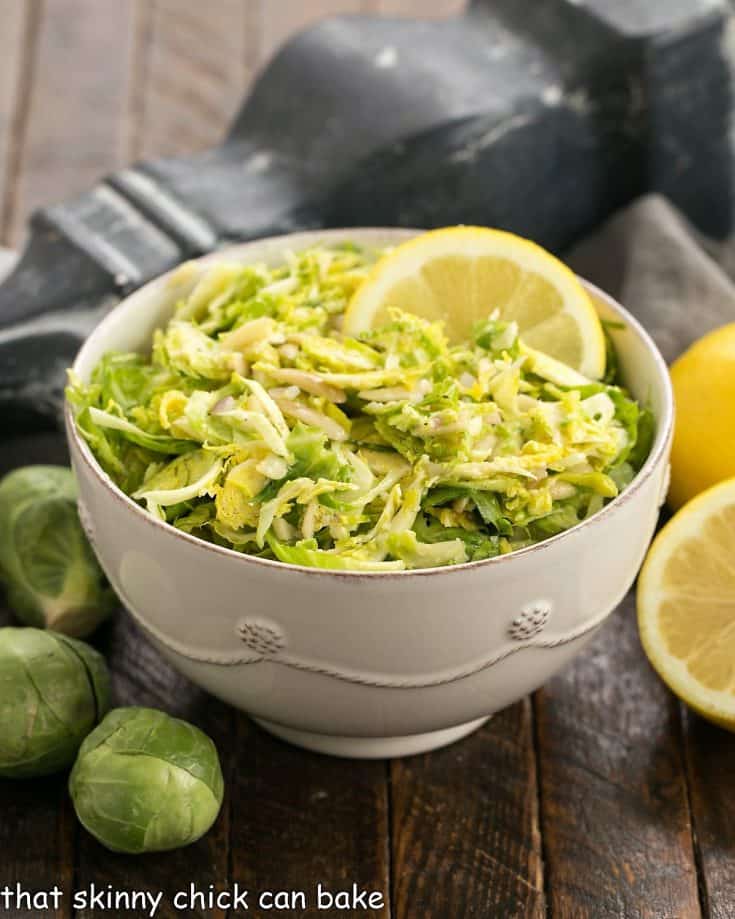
[569,193,735,365]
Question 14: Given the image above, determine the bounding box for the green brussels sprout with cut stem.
[0,627,111,778]
[70,707,224,854]
[0,465,115,638]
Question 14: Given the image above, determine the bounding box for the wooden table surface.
[1,2,734,917]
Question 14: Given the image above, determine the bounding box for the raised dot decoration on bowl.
[508,601,551,641]
[237,619,286,657]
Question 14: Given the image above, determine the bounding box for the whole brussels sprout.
[0,627,111,778]
[70,708,224,853]
[0,465,115,637]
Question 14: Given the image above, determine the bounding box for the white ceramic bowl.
[65,229,673,758]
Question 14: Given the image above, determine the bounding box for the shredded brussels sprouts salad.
[68,243,654,571]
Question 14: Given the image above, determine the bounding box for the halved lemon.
[637,477,735,729]
[344,226,606,378]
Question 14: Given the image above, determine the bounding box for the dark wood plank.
[7,0,137,244]
[0,0,37,244]
[131,0,256,160]
[682,709,735,919]
[391,701,545,919]
[535,594,701,918]
[232,719,391,918]
[0,771,76,919]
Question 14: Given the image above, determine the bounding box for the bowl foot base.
[252,715,490,759]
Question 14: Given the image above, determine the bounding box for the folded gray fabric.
[568,193,735,365]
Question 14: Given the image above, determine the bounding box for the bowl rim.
[65,226,674,580]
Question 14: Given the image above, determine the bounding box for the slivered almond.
[358,387,419,402]
[272,397,348,441]
[265,367,346,403]
[221,316,277,350]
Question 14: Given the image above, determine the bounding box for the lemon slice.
[344,226,606,378]
[637,477,735,729]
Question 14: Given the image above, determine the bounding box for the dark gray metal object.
[1,0,731,429]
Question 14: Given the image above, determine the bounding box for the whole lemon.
[669,323,735,509]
